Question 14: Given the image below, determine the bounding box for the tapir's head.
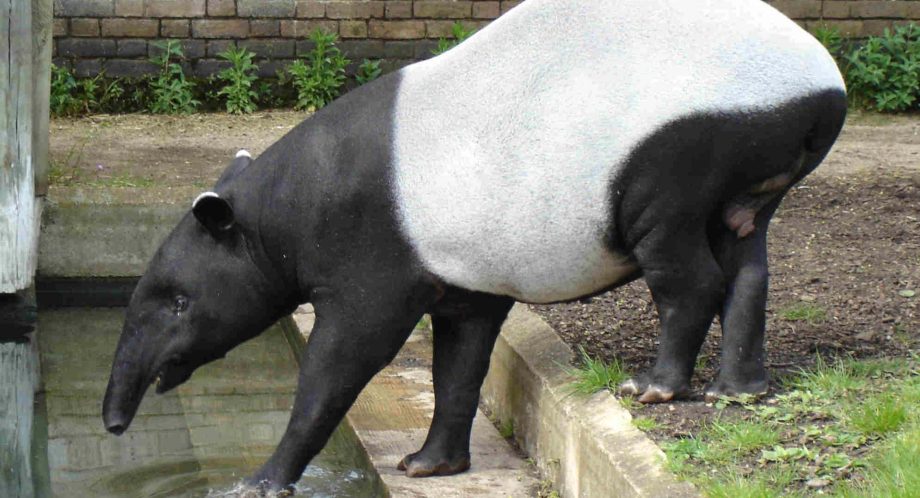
[103,152,294,435]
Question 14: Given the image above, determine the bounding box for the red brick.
[70,18,100,37]
[385,1,413,19]
[238,0,295,18]
[851,1,909,18]
[414,1,472,19]
[862,19,903,35]
[53,18,68,37]
[191,19,250,38]
[368,20,426,39]
[473,1,499,19]
[339,20,369,38]
[822,1,849,19]
[910,2,920,18]
[820,19,864,36]
[114,0,144,16]
[769,0,822,19]
[161,19,190,37]
[250,20,281,37]
[295,0,325,18]
[101,18,159,37]
[280,19,339,37]
[207,0,236,16]
[146,0,206,18]
[326,1,385,20]
[500,1,522,15]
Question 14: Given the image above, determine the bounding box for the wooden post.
[31,0,51,196]
[1,0,38,293]
[2,1,47,497]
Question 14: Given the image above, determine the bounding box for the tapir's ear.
[215,150,253,189]
[192,192,235,234]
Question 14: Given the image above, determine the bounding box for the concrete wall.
[51,0,920,78]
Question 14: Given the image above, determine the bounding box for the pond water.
[33,308,385,497]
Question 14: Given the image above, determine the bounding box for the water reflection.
[36,308,383,497]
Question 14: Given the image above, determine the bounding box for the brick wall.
[52,0,920,78]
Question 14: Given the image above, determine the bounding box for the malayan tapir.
[103,0,847,492]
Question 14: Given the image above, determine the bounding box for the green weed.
[288,30,349,111]
[148,40,199,114]
[431,22,476,56]
[565,347,628,395]
[355,59,382,85]
[216,46,259,114]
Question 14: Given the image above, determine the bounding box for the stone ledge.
[481,304,699,498]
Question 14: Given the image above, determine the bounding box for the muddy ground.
[50,110,919,459]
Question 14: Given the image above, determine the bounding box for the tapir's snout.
[102,370,145,436]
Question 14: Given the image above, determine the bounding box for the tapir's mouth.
[154,356,194,394]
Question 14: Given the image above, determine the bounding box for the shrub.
[845,23,920,112]
[431,22,476,56]
[355,59,382,85]
[287,29,349,111]
[148,40,200,114]
[216,46,259,114]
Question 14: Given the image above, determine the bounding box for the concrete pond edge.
[481,304,699,498]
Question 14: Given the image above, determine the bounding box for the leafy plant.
[845,23,920,112]
[432,22,476,56]
[148,40,200,114]
[287,29,349,111]
[215,46,259,114]
[355,59,382,85]
[813,25,844,58]
[50,65,124,116]
[50,64,82,116]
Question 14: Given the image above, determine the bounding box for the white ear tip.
[192,191,220,208]
[235,150,251,159]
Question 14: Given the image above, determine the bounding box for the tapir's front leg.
[248,286,435,493]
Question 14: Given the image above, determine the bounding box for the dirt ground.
[50,110,919,460]
[49,111,310,188]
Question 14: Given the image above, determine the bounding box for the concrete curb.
[481,304,699,498]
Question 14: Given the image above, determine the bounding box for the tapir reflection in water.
[103,0,847,492]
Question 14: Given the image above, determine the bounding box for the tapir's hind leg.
[620,226,725,403]
[399,292,514,477]
[703,195,784,401]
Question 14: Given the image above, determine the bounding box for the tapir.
[103,0,847,492]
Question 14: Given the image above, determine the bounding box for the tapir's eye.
[173,296,189,313]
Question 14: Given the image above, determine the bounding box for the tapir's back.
[390,0,845,303]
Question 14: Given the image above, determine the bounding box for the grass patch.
[663,356,919,496]
[779,303,827,324]
[632,417,662,432]
[565,346,628,395]
[848,394,908,436]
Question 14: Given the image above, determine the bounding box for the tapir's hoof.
[703,377,769,403]
[397,451,471,478]
[619,378,690,404]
